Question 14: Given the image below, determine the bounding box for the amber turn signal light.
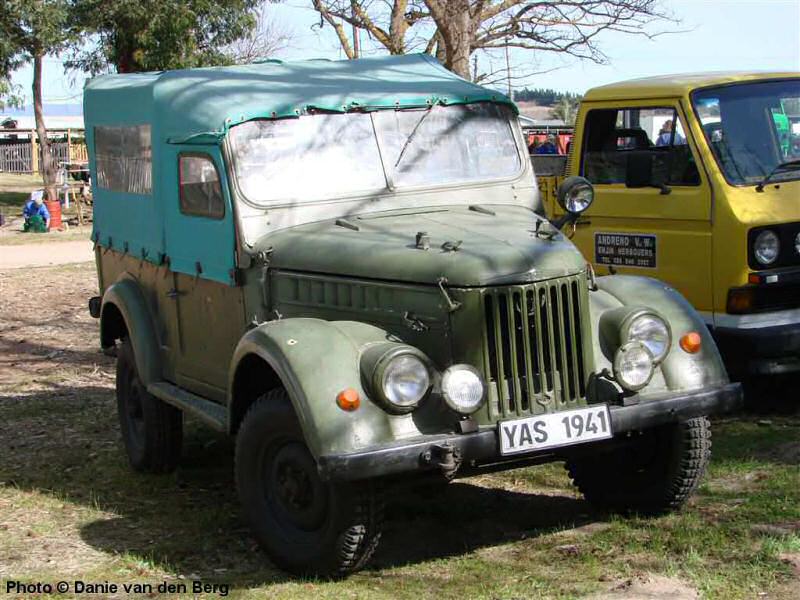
[679,332,702,354]
[336,388,361,411]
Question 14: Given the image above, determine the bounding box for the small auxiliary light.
[679,332,702,354]
[336,388,361,412]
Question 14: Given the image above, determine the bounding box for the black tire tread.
[235,389,384,577]
[116,338,182,473]
[566,417,711,515]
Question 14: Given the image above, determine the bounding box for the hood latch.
[437,277,462,312]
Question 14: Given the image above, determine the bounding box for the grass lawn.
[0,172,43,211]
[0,172,91,244]
[0,263,798,599]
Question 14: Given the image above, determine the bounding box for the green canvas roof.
[84,53,516,142]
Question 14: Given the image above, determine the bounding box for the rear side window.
[179,154,224,219]
[94,125,152,194]
[581,107,700,187]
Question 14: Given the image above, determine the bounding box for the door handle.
[166,288,185,299]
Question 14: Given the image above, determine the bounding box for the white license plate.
[499,405,613,455]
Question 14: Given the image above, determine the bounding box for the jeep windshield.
[228,102,522,206]
[692,79,800,186]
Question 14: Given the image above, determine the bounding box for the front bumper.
[317,382,742,481]
[714,317,800,375]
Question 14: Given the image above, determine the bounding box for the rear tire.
[235,389,383,577]
[116,338,183,473]
[566,417,711,515]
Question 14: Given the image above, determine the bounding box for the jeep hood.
[258,205,586,287]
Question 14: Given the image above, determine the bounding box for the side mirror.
[625,152,654,188]
[553,176,594,231]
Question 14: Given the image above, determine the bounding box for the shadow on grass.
[0,191,30,209]
[0,384,598,586]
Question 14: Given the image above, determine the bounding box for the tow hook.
[421,442,462,479]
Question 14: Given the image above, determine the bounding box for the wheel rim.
[264,442,328,532]
[121,362,146,452]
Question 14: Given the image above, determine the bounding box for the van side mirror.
[625,152,672,195]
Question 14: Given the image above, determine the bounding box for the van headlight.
[374,351,431,413]
[441,365,486,414]
[613,341,655,392]
[754,230,780,265]
[624,313,671,363]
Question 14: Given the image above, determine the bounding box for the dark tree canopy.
[69,0,262,73]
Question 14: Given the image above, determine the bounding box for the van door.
[567,100,714,313]
[163,145,245,400]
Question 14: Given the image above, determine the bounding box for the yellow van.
[540,72,800,378]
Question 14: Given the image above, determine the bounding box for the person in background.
[535,134,558,154]
[23,190,50,232]
[656,119,685,146]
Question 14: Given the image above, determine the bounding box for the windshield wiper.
[755,159,800,192]
[394,105,435,169]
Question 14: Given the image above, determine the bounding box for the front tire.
[566,417,711,515]
[116,338,183,473]
[235,389,383,577]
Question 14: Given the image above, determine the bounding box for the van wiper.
[755,159,800,192]
[394,105,435,169]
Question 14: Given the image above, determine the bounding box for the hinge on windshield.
[437,277,462,313]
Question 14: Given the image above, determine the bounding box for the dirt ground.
[0,260,798,599]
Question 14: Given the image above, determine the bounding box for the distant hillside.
[513,88,582,106]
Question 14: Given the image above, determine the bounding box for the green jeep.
[86,54,742,577]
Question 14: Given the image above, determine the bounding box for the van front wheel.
[235,389,383,577]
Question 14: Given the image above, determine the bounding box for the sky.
[6,0,800,109]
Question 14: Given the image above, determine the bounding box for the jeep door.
[163,145,246,400]
[566,100,714,313]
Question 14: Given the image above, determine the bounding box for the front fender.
[229,318,406,458]
[101,276,162,385]
[590,275,728,393]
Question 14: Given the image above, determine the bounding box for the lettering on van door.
[595,233,657,269]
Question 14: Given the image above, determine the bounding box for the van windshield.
[228,103,522,206]
[692,79,800,185]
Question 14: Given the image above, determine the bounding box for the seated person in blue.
[656,119,686,146]
[535,134,558,154]
[23,191,51,231]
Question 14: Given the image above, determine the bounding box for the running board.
[147,382,228,432]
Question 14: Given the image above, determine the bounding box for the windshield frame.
[690,77,800,188]
[226,102,527,210]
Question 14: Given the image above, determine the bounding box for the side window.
[94,125,152,194]
[179,154,224,219]
[582,107,700,187]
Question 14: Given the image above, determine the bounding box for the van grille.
[481,274,590,418]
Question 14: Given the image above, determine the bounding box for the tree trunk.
[427,0,473,79]
[32,53,57,202]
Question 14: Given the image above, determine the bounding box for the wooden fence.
[0,129,87,174]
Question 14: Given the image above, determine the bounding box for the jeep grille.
[481,274,591,418]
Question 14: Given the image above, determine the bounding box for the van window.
[94,125,152,194]
[582,107,700,187]
[179,154,224,219]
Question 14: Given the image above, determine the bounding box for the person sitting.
[23,190,50,232]
[656,120,685,146]
[535,134,558,154]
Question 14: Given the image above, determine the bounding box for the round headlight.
[557,176,595,214]
[379,354,430,412]
[613,341,655,392]
[441,365,486,414]
[625,313,671,363]
[754,230,780,265]
[794,232,800,256]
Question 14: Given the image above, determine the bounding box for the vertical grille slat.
[481,275,590,418]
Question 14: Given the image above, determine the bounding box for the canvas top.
[83,53,516,141]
